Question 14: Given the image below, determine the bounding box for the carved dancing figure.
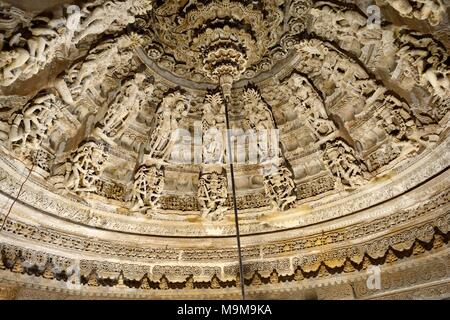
[60,141,108,193]
[322,139,365,188]
[74,0,152,43]
[130,164,164,212]
[8,93,62,155]
[147,92,189,160]
[263,165,297,211]
[95,73,152,143]
[197,169,228,221]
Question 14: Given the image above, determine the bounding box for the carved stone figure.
[395,32,449,99]
[243,88,274,130]
[384,0,446,26]
[263,164,297,211]
[287,74,336,140]
[243,88,278,162]
[197,167,228,221]
[376,96,421,155]
[0,0,150,87]
[8,93,63,157]
[202,93,225,164]
[130,164,164,213]
[0,5,81,86]
[147,92,190,160]
[56,35,135,104]
[322,139,366,188]
[94,73,152,144]
[55,141,108,193]
[295,39,373,102]
[0,47,30,86]
[308,2,367,52]
[74,0,152,43]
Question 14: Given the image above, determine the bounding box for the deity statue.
[287,74,336,139]
[74,0,152,43]
[263,164,297,211]
[130,164,164,213]
[95,73,152,144]
[197,168,228,221]
[322,139,366,188]
[243,88,278,162]
[202,93,225,164]
[395,32,449,99]
[8,93,63,157]
[147,92,190,160]
[243,88,274,130]
[54,141,108,193]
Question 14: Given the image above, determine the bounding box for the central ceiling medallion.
[139,0,312,84]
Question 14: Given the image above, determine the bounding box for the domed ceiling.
[0,0,449,299]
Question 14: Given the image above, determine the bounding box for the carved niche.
[263,163,297,211]
[94,73,153,144]
[0,0,153,87]
[197,166,228,221]
[130,164,165,214]
[52,140,108,193]
[5,93,63,158]
[147,91,190,161]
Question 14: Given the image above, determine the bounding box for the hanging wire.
[0,32,57,233]
[0,163,34,233]
[223,95,246,300]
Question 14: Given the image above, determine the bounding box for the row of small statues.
[307,1,449,100]
[0,74,422,220]
[0,0,152,86]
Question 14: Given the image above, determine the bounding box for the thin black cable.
[0,163,34,232]
[223,96,246,300]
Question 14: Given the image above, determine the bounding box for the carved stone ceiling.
[0,0,449,298]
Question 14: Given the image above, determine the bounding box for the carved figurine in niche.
[0,47,30,86]
[322,139,366,188]
[0,5,82,86]
[287,74,336,139]
[197,167,228,221]
[243,88,278,162]
[8,93,63,157]
[56,35,133,104]
[386,0,446,26]
[308,2,367,52]
[74,0,153,43]
[147,92,190,160]
[376,96,421,153]
[94,73,152,144]
[130,164,164,213]
[263,163,297,211]
[202,93,225,164]
[243,88,274,130]
[395,32,449,99]
[55,141,108,193]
